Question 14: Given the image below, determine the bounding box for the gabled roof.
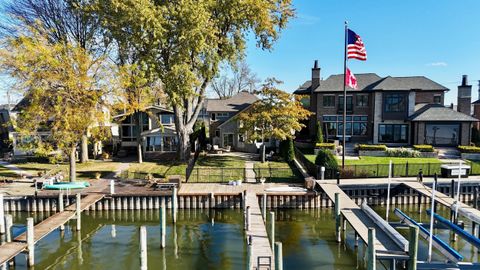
[206,91,258,112]
[409,104,478,122]
[294,73,449,93]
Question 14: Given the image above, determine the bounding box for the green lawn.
[254,160,303,183]
[467,160,480,175]
[188,155,247,183]
[127,160,186,179]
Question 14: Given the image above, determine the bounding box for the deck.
[317,182,408,259]
[245,191,274,270]
[0,193,104,265]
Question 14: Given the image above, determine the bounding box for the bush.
[286,139,295,162]
[386,147,420,158]
[315,149,338,170]
[413,145,434,152]
[315,143,335,150]
[356,144,387,151]
[315,121,324,144]
[458,145,480,153]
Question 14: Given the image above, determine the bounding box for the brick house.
[295,61,477,146]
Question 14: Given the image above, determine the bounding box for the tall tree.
[93,0,294,161]
[0,25,112,181]
[1,0,106,163]
[211,60,260,99]
[237,79,312,162]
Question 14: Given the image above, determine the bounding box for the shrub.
[286,138,295,162]
[413,145,434,152]
[315,143,335,150]
[356,144,387,151]
[386,147,420,158]
[458,145,480,153]
[315,121,324,144]
[315,149,338,170]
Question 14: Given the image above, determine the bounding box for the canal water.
[6,205,480,269]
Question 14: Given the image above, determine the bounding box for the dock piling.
[59,192,65,231]
[76,193,81,231]
[160,200,166,249]
[172,186,177,223]
[270,211,275,251]
[320,166,325,180]
[5,214,12,243]
[246,206,251,231]
[247,235,252,270]
[110,180,115,195]
[27,217,34,267]
[139,226,147,270]
[274,242,283,270]
[334,192,341,243]
[262,194,267,220]
[408,225,419,270]
[367,227,376,270]
[0,194,4,234]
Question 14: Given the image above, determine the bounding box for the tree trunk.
[261,144,266,163]
[69,146,76,182]
[177,127,191,162]
[80,133,89,163]
[136,111,143,163]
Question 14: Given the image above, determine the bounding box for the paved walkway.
[0,160,33,177]
[245,161,256,183]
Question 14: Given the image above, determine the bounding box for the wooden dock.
[0,193,104,265]
[317,182,408,260]
[402,181,480,224]
[245,191,274,270]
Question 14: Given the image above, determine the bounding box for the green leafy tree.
[315,121,324,144]
[92,0,294,161]
[315,149,338,170]
[0,25,112,181]
[238,79,312,162]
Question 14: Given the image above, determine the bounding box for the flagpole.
[342,21,348,169]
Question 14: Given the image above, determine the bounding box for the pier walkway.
[402,181,480,224]
[245,191,274,270]
[0,193,104,265]
[317,182,408,260]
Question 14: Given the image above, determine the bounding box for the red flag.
[345,68,357,89]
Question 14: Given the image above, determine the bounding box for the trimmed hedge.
[315,143,336,150]
[413,145,434,152]
[458,145,480,153]
[357,144,387,151]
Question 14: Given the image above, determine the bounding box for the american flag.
[347,29,367,61]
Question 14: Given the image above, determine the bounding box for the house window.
[356,95,368,107]
[146,136,162,152]
[160,114,173,124]
[378,124,408,143]
[322,115,367,137]
[217,112,229,118]
[211,113,216,121]
[162,136,177,152]
[338,96,353,113]
[425,124,459,145]
[215,130,220,137]
[323,95,335,107]
[384,94,406,112]
[433,95,442,104]
[239,134,245,143]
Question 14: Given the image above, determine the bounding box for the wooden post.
[335,192,341,243]
[59,192,65,231]
[5,214,12,243]
[367,227,376,270]
[27,217,34,267]
[408,225,419,270]
[450,179,455,223]
[270,211,275,252]
[474,187,479,236]
[274,242,283,270]
[139,226,147,270]
[160,200,166,249]
[172,186,177,223]
[110,180,115,195]
[0,194,4,234]
[76,193,81,231]
[417,193,422,214]
[262,194,267,220]
[247,235,252,270]
[246,206,251,231]
[320,166,325,180]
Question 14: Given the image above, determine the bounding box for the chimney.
[457,75,472,115]
[311,60,321,92]
[478,80,480,102]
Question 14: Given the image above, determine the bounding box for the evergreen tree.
[315,121,324,144]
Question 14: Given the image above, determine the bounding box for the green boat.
[43,181,90,190]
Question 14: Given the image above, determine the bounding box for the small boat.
[265,186,307,192]
[43,181,90,190]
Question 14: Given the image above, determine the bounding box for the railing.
[326,162,443,179]
[254,166,302,183]
[187,167,246,183]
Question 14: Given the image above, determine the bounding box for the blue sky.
[244,0,480,105]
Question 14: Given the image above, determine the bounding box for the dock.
[402,181,480,224]
[245,191,274,270]
[317,182,408,260]
[0,193,104,266]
